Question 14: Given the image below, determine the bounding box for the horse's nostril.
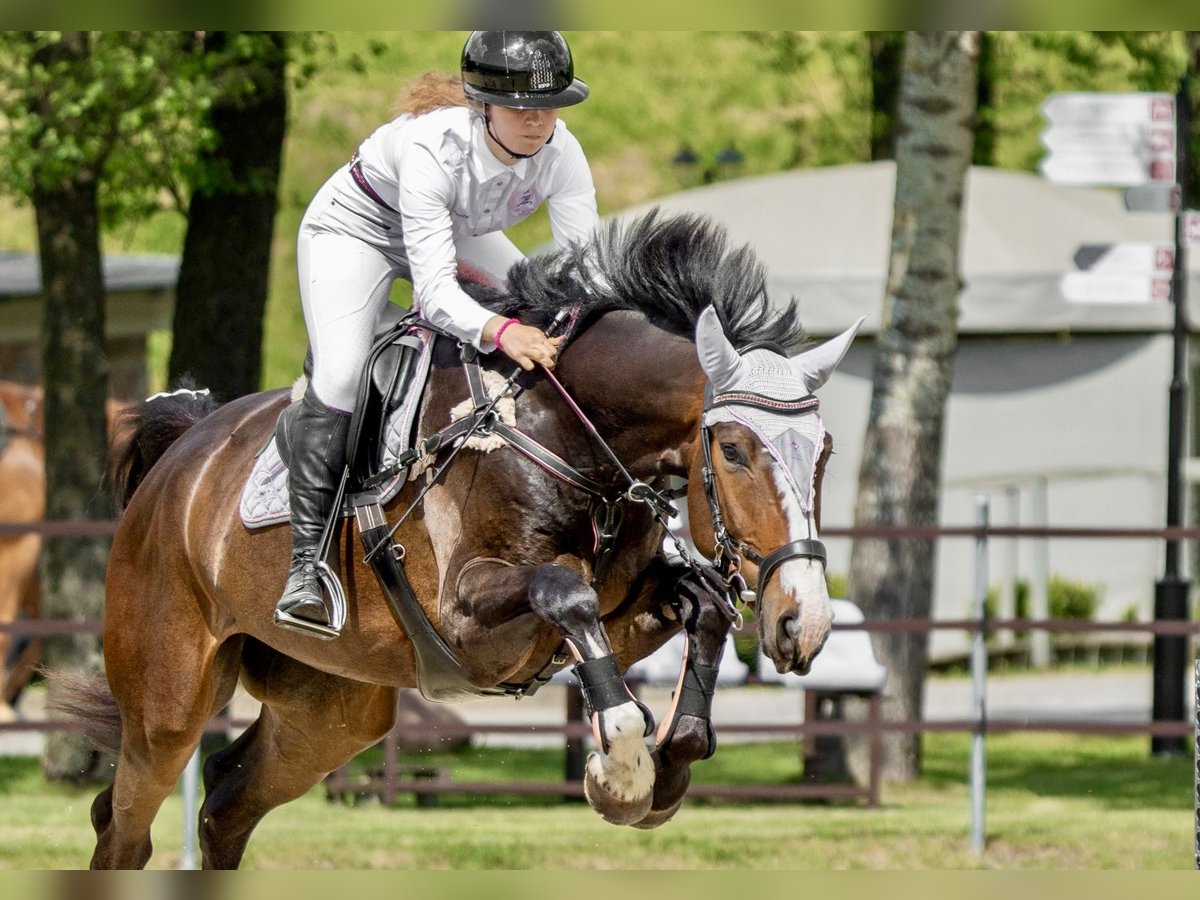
[776,612,797,652]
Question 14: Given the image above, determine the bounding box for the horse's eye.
[720,443,744,466]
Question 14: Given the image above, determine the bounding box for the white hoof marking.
[587,701,654,802]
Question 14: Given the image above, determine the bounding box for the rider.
[275,31,600,632]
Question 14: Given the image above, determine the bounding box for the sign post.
[1125,183,1183,213]
[1151,79,1190,758]
[1042,88,1191,756]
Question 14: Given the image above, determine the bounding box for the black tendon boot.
[273,389,351,633]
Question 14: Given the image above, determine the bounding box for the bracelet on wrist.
[495,317,520,349]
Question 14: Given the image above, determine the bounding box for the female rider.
[275,31,599,634]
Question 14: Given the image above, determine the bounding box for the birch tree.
[847,31,980,782]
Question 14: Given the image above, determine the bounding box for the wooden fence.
[2,517,1198,813]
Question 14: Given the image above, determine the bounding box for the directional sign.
[1040,123,1174,156]
[1040,92,1176,187]
[1072,242,1174,273]
[1060,272,1172,303]
[1039,154,1174,186]
[1041,92,1175,127]
[1124,183,1182,213]
[1186,212,1200,246]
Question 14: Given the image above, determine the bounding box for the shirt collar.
[471,114,560,180]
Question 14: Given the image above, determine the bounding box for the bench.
[758,598,888,806]
[325,762,449,808]
[324,722,450,807]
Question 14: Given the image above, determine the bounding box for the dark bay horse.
[68,211,862,869]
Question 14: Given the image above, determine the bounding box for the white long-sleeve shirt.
[353,106,599,345]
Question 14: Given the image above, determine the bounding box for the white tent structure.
[611,162,1199,660]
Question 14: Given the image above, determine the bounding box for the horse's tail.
[43,668,122,755]
[109,380,219,511]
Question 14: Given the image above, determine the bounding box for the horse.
[63,210,862,869]
[0,381,44,720]
[0,383,131,721]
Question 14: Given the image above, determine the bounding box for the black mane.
[465,208,806,351]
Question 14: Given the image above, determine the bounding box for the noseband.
[700,386,827,607]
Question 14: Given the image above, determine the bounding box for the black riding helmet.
[461,31,589,109]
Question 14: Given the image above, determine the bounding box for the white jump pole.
[180,746,201,869]
[969,494,989,855]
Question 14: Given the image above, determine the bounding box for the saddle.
[343,303,428,489]
[240,308,432,529]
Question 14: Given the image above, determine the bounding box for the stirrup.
[273,560,347,641]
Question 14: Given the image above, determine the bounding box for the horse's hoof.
[580,702,655,826]
[583,751,654,826]
[631,797,685,830]
[631,762,690,830]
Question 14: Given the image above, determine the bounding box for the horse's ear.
[695,306,745,393]
[791,316,866,394]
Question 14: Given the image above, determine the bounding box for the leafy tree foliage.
[0,32,220,223]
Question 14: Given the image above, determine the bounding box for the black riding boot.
[273,389,351,631]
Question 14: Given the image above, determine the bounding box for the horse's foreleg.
[197,648,396,870]
[525,563,655,826]
[632,565,733,829]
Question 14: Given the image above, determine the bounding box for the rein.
[362,312,706,605]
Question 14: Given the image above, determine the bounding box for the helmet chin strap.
[485,104,543,160]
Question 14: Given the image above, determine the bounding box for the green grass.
[0,732,1193,869]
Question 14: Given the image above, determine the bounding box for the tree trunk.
[25,31,112,783]
[973,32,997,166]
[868,32,904,161]
[168,31,288,400]
[847,31,980,783]
[34,171,113,782]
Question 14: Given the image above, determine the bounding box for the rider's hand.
[487,317,564,371]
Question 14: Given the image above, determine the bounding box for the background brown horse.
[0,381,44,720]
[0,383,131,720]
[65,212,857,869]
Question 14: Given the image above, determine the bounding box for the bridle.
[698,343,827,609]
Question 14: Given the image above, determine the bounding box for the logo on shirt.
[508,188,541,217]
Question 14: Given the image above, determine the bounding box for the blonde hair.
[394,71,472,117]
